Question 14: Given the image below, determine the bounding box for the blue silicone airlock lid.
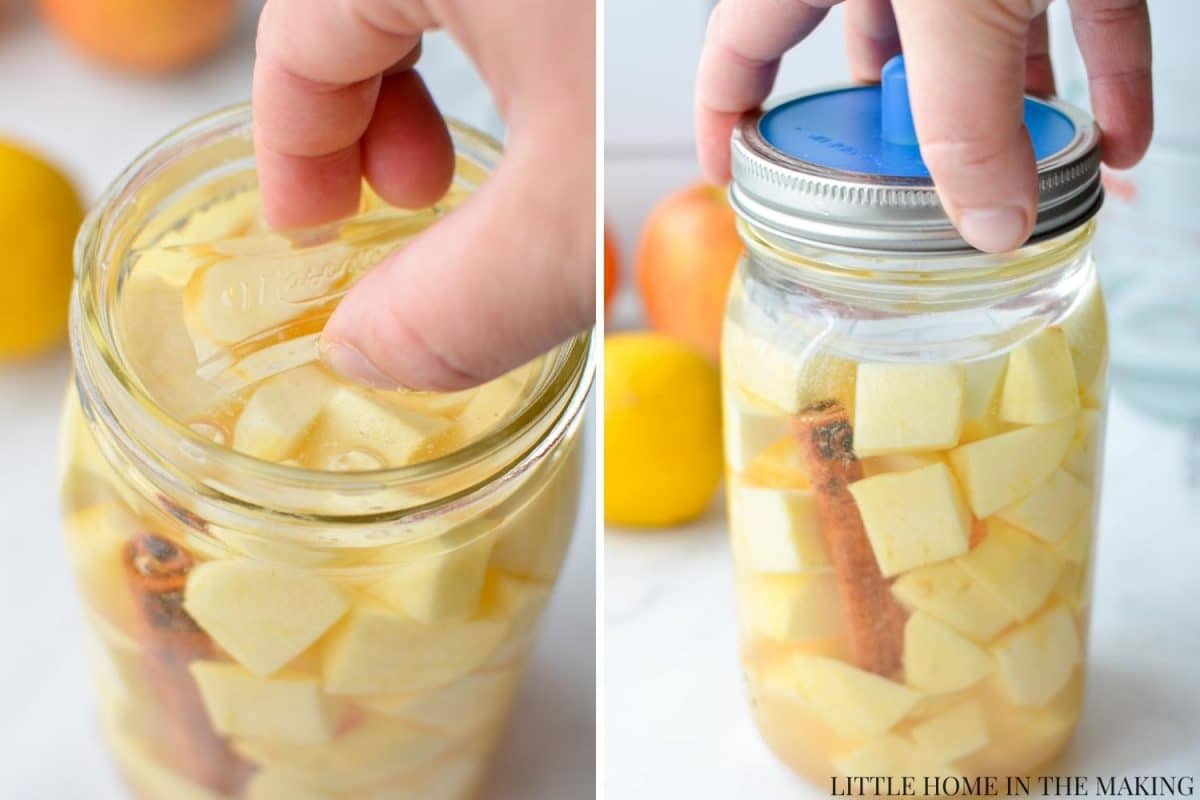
[728,55,1103,252]
[759,55,1078,180]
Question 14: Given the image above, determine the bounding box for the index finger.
[252,0,450,228]
[694,0,839,184]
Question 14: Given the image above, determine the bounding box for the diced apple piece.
[368,526,496,623]
[861,452,942,478]
[1053,517,1093,565]
[958,520,1063,622]
[963,356,1008,420]
[482,569,551,640]
[990,605,1081,708]
[835,734,960,779]
[892,562,1014,642]
[1062,409,1102,484]
[959,417,1011,445]
[781,655,923,738]
[184,561,350,676]
[725,388,790,471]
[995,468,1090,545]
[322,599,510,695]
[740,437,810,489]
[308,387,451,468]
[999,328,1080,424]
[903,612,993,693]
[1052,563,1091,613]
[359,668,520,736]
[190,661,335,745]
[245,770,334,800]
[118,274,220,419]
[748,574,844,642]
[722,319,856,415]
[108,727,226,800]
[730,485,828,573]
[909,700,989,763]
[233,715,447,793]
[233,366,336,461]
[453,373,526,443]
[1061,281,1108,392]
[848,463,972,577]
[853,364,964,455]
[947,417,1075,517]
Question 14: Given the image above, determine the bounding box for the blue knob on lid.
[880,55,917,147]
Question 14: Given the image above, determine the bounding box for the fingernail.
[320,341,403,390]
[958,207,1030,253]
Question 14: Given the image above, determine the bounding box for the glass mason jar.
[721,59,1107,788]
[60,106,593,800]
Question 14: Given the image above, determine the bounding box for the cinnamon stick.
[792,401,907,676]
[123,533,252,794]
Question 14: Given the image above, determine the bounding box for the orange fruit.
[38,0,238,74]
[604,225,619,311]
[635,183,741,362]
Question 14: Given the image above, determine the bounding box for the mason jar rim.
[71,103,594,532]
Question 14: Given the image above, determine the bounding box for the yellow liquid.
[721,275,1107,790]
[61,185,582,800]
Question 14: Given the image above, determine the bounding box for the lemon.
[605,332,723,527]
[0,141,85,359]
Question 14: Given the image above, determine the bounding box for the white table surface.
[0,6,594,799]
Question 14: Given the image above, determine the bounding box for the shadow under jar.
[60,106,593,800]
[721,59,1108,790]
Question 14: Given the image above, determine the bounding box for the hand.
[254,0,595,391]
[695,0,1152,253]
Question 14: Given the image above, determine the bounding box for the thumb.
[893,0,1047,253]
[319,131,595,392]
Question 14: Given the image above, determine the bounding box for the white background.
[605,1,1200,798]
[0,3,594,798]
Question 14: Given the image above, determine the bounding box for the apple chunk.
[990,605,1081,708]
[367,524,496,623]
[190,661,335,745]
[321,600,507,695]
[891,561,1015,642]
[777,655,923,738]
[748,573,844,642]
[848,462,972,577]
[729,485,827,573]
[947,417,1074,517]
[853,363,964,455]
[963,356,1008,420]
[233,366,336,461]
[999,327,1079,424]
[903,612,993,693]
[307,387,451,468]
[958,520,1063,622]
[909,700,989,763]
[184,560,350,676]
[996,468,1090,544]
